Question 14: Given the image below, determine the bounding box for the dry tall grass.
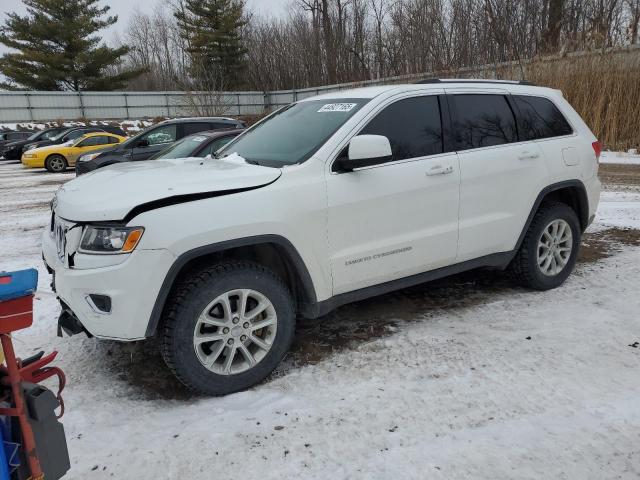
[492,49,640,151]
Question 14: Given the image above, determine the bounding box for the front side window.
[453,94,518,150]
[360,96,443,161]
[514,95,573,140]
[219,98,368,166]
[142,124,177,146]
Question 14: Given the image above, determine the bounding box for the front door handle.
[518,151,540,160]
[426,165,454,176]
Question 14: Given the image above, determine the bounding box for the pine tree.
[175,0,248,90]
[0,0,143,91]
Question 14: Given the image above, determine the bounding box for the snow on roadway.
[0,160,639,479]
[601,151,640,165]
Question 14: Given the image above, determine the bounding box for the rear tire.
[510,202,581,290]
[45,154,67,173]
[161,261,295,396]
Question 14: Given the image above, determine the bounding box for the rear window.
[514,95,573,140]
[452,94,518,150]
[183,122,212,136]
[210,122,233,130]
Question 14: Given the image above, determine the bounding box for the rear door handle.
[518,151,540,160]
[426,165,454,176]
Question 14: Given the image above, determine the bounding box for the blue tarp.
[0,269,38,302]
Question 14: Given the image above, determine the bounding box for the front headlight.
[79,226,144,254]
[22,153,36,159]
[25,144,37,151]
[78,152,101,163]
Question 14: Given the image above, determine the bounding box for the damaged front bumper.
[42,229,174,341]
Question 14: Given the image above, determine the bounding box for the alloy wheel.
[193,289,277,375]
[536,219,573,276]
[49,156,65,172]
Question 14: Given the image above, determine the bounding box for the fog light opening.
[85,294,112,314]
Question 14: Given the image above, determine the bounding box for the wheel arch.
[515,179,589,251]
[145,235,318,337]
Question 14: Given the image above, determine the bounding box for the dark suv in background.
[75,117,245,175]
[1,127,67,160]
[0,130,32,149]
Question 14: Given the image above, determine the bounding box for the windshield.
[150,135,208,159]
[50,129,73,141]
[27,131,42,140]
[218,99,368,166]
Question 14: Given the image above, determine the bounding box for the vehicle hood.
[29,143,70,155]
[2,140,22,149]
[54,154,282,222]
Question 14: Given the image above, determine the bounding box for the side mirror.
[334,135,392,172]
[136,139,149,148]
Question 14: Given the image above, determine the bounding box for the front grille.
[51,214,71,261]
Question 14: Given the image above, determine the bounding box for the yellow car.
[21,132,127,172]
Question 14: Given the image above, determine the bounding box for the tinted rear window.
[183,122,212,136]
[361,95,443,160]
[452,94,518,150]
[210,122,233,130]
[514,95,573,140]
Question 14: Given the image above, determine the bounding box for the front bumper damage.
[42,225,174,342]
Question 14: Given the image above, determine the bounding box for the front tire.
[161,261,295,396]
[510,202,581,290]
[45,154,67,173]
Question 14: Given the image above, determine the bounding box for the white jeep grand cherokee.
[43,80,601,395]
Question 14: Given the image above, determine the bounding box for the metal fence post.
[165,93,170,117]
[263,91,271,112]
[123,93,130,119]
[78,91,86,119]
[25,93,34,122]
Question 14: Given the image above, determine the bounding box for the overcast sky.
[0,0,292,54]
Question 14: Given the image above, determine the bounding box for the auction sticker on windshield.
[318,103,357,113]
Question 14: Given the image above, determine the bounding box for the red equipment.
[0,270,68,479]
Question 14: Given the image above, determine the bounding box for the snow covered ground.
[1,160,639,479]
[601,150,640,165]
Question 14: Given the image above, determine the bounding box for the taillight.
[592,141,602,162]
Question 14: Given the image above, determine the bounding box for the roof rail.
[414,78,537,86]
